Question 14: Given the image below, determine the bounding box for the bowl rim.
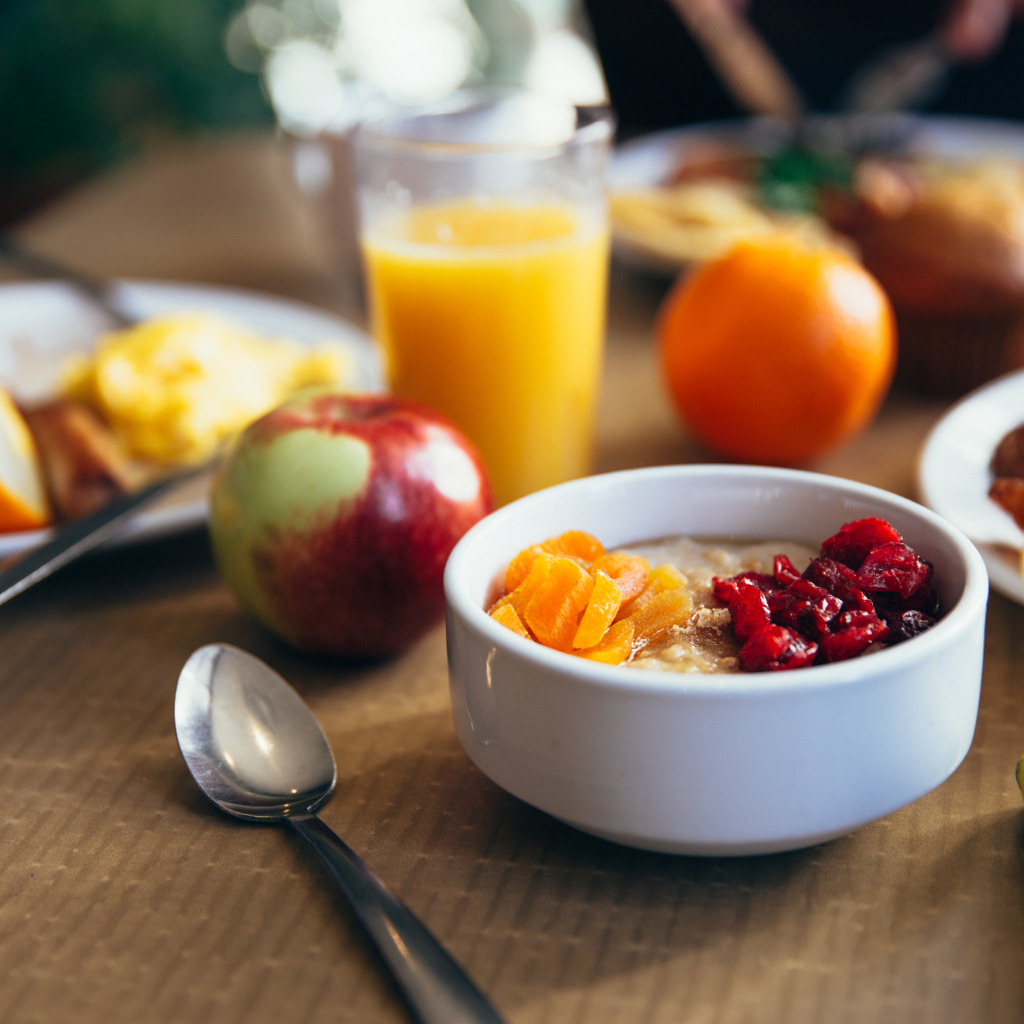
[444,465,989,697]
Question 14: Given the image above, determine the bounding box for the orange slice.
[573,569,623,649]
[0,390,50,531]
[576,620,635,665]
[524,556,595,651]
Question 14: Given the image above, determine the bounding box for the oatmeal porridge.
[622,537,817,674]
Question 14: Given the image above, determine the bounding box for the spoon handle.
[289,813,506,1024]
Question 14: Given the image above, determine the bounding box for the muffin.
[849,159,1024,397]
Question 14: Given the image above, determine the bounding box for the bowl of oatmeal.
[443,465,988,855]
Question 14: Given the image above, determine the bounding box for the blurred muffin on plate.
[848,158,1024,397]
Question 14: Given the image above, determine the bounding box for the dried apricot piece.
[542,530,605,562]
[573,570,624,649]
[508,552,556,618]
[505,544,547,592]
[524,556,596,652]
[490,602,531,638]
[506,531,604,591]
[576,620,635,665]
[594,552,650,605]
[626,588,694,647]
[618,563,687,619]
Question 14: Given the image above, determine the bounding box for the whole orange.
[658,235,896,466]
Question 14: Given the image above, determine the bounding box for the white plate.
[611,114,1024,273]
[0,279,384,556]
[918,368,1024,605]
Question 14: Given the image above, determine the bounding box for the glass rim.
[354,88,614,157]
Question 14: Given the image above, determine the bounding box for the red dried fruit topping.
[803,556,861,600]
[739,624,818,672]
[885,609,936,643]
[832,609,887,633]
[820,517,903,569]
[773,554,802,586]
[732,570,780,593]
[855,542,932,600]
[768,579,842,637]
[718,517,940,672]
[713,577,771,641]
[819,618,889,662]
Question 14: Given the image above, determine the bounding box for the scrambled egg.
[63,313,355,465]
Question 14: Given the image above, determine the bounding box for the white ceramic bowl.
[444,466,988,856]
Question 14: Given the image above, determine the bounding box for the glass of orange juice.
[354,92,612,506]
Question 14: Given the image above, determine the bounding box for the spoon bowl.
[174,643,505,1024]
[175,644,335,820]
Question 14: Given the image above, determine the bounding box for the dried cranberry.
[803,557,861,600]
[717,517,940,674]
[842,587,877,615]
[773,554,802,586]
[712,576,740,605]
[732,570,780,594]
[855,542,932,601]
[832,609,888,635]
[885,609,936,643]
[903,582,940,615]
[769,580,842,636]
[725,579,772,642]
[820,517,903,569]
[819,618,889,662]
[739,624,818,672]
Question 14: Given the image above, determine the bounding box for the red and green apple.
[209,392,493,657]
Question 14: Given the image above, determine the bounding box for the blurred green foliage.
[0,0,272,219]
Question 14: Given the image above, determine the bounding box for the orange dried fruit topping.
[592,551,650,604]
[502,551,555,618]
[505,544,546,592]
[626,588,694,645]
[504,530,604,591]
[490,602,530,638]
[576,620,635,665]
[524,556,595,652]
[489,534,695,664]
[618,563,688,619]
[543,530,605,561]
[573,569,623,649]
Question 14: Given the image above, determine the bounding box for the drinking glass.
[354,91,612,506]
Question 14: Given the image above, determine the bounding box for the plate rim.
[917,366,1024,605]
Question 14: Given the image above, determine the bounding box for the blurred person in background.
[586,0,1024,137]
[4,0,1023,230]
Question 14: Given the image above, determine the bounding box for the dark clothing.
[585,0,1024,136]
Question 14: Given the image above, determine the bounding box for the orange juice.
[363,199,609,505]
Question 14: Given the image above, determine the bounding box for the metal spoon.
[174,643,505,1024]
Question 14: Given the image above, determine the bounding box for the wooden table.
[1,134,1022,1024]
